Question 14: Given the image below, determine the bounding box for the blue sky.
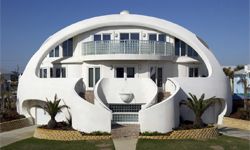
[1,0,249,73]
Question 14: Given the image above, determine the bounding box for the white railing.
[82,40,174,56]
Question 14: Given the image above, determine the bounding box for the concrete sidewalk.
[0,125,36,148]
[218,126,250,140]
[113,138,138,150]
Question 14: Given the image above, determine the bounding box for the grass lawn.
[137,135,250,150]
[2,138,114,150]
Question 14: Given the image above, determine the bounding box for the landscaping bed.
[34,127,111,141]
[139,126,218,140]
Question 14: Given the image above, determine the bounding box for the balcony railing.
[82,40,174,56]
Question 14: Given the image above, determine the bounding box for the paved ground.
[218,126,250,140]
[0,125,36,148]
[111,124,140,150]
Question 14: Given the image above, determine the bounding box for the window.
[43,69,47,78]
[39,69,42,78]
[88,68,93,87]
[175,38,180,56]
[61,68,66,78]
[50,68,53,78]
[189,67,199,77]
[150,66,163,87]
[94,34,101,41]
[63,38,73,57]
[127,67,135,78]
[120,33,129,40]
[56,68,61,78]
[158,34,166,42]
[55,46,59,57]
[55,68,66,78]
[103,34,111,41]
[187,46,193,57]
[181,41,186,56]
[116,67,124,78]
[88,67,100,88]
[157,68,163,87]
[188,46,198,57]
[95,68,100,84]
[49,50,54,57]
[149,34,157,41]
[39,68,47,78]
[49,46,59,57]
[130,33,139,40]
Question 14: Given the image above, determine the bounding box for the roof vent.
[120,10,130,15]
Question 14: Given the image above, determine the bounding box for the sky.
[1,0,249,73]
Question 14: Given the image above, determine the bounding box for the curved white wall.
[139,79,181,133]
[96,78,158,105]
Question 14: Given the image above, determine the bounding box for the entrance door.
[150,66,163,87]
[88,67,100,88]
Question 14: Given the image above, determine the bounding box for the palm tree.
[180,93,223,128]
[223,65,244,94]
[237,75,249,110]
[38,94,69,129]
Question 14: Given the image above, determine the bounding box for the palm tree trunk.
[194,115,203,128]
[48,117,57,129]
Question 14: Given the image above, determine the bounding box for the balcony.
[82,40,174,56]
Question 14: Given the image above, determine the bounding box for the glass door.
[88,67,100,88]
[150,66,163,87]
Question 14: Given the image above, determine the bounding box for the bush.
[140,131,171,136]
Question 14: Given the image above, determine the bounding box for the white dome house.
[17,11,231,133]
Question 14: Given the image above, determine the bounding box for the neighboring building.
[17,11,231,133]
[233,65,250,99]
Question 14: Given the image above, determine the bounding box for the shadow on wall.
[74,78,86,98]
[179,89,225,125]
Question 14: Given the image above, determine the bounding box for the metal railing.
[82,40,174,56]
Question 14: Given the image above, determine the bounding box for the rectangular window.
[94,34,101,41]
[157,68,163,87]
[103,34,111,41]
[127,67,135,78]
[116,67,124,78]
[88,67,100,88]
[158,34,166,42]
[68,38,73,56]
[61,68,66,78]
[150,67,156,82]
[194,68,199,77]
[50,68,53,78]
[175,38,180,56]
[63,38,73,57]
[56,68,61,78]
[63,41,68,57]
[88,68,94,87]
[130,33,139,40]
[49,50,54,57]
[187,46,193,57]
[95,68,100,84]
[39,69,43,78]
[189,68,194,77]
[189,67,199,77]
[181,41,186,56]
[43,69,47,78]
[149,34,157,41]
[120,33,129,40]
[55,46,59,57]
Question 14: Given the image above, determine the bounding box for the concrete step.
[83,90,94,104]
[157,91,171,102]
